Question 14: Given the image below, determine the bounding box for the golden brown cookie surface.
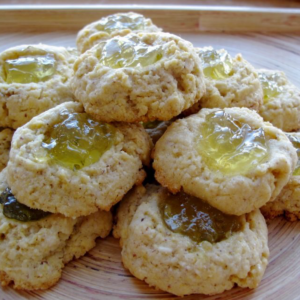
[0,128,13,172]
[72,32,206,123]
[0,168,112,290]
[77,12,161,53]
[258,69,300,131]
[114,185,269,296]
[6,102,151,217]
[0,44,77,129]
[185,48,263,115]
[261,132,300,221]
[153,107,297,215]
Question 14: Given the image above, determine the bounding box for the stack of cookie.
[258,70,300,220]
[0,24,152,289]
[114,107,297,295]
[71,12,297,296]
[0,11,299,297]
[73,12,299,296]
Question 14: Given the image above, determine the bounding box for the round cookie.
[114,185,269,296]
[0,128,13,172]
[258,69,300,131]
[6,101,152,218]
[261,132,300,221]
[184,47,263,116]
[0,168,112,290]
[0,44,77,129]
[77,12,161,53]
[152,107,297,216]
[72,32,206,123]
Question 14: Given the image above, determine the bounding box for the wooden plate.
[1,6,300,299]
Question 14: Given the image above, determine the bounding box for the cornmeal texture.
[261,133,300,221]
[261,176,300,221]
[152,107,297,215]
[0,128,13,172]
[0,44,77,129]
[185,51,263,115]
[77,12,161,53]
[0,168,112,290]
[258,69,300,131]
[114,185,269,296]
[72,32,206,123]
[7,102,151,217]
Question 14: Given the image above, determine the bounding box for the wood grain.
[3,0,300,8]
[0,7,300,300]
[0,6,300,33]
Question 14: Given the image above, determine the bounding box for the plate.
[1,7,300,299]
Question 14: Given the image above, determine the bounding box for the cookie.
[77,12,161,53]
[0,44,77,129]
[152,107,297,215]
[6,101,151,217]
[184,47,263,116]
[72,32,206,123]
[114,185,269,296]
[0,168,112,290]
[0,128,13,172]
[258,69,300,131]
[261,132,300,221]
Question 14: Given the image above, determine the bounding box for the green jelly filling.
[4,54,56,84]
[95,13,147,33]
[42,110,116,170]
[258,71,283,102]
[98,35,163,69]
[197,110,269,176]
[162,192,243,243]
[0,188,50,222]
[198,47,234,80]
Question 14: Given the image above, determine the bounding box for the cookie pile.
[0,11,300,297]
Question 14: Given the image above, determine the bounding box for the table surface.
[2,0,300,7]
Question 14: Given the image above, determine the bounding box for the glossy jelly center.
[0,188,50,222]
[98,35,163,69]
[258,71,283,102]
[96,13,147,33]
[286,134,300,176]
[197,110,269,176]
[4,54,56,84]
[198,47,233,80]
[42,110,116,170]
[162,192,242,243]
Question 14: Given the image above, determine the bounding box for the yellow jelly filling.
[286,134,300,176]
[98,35,163,69]
[95,13,147,33]
[42,110,116,170]
[162,192,243,243]
[197,110,269,176]
[198,47,233,80]
[4,54,56,84]
[258,71,283,102]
